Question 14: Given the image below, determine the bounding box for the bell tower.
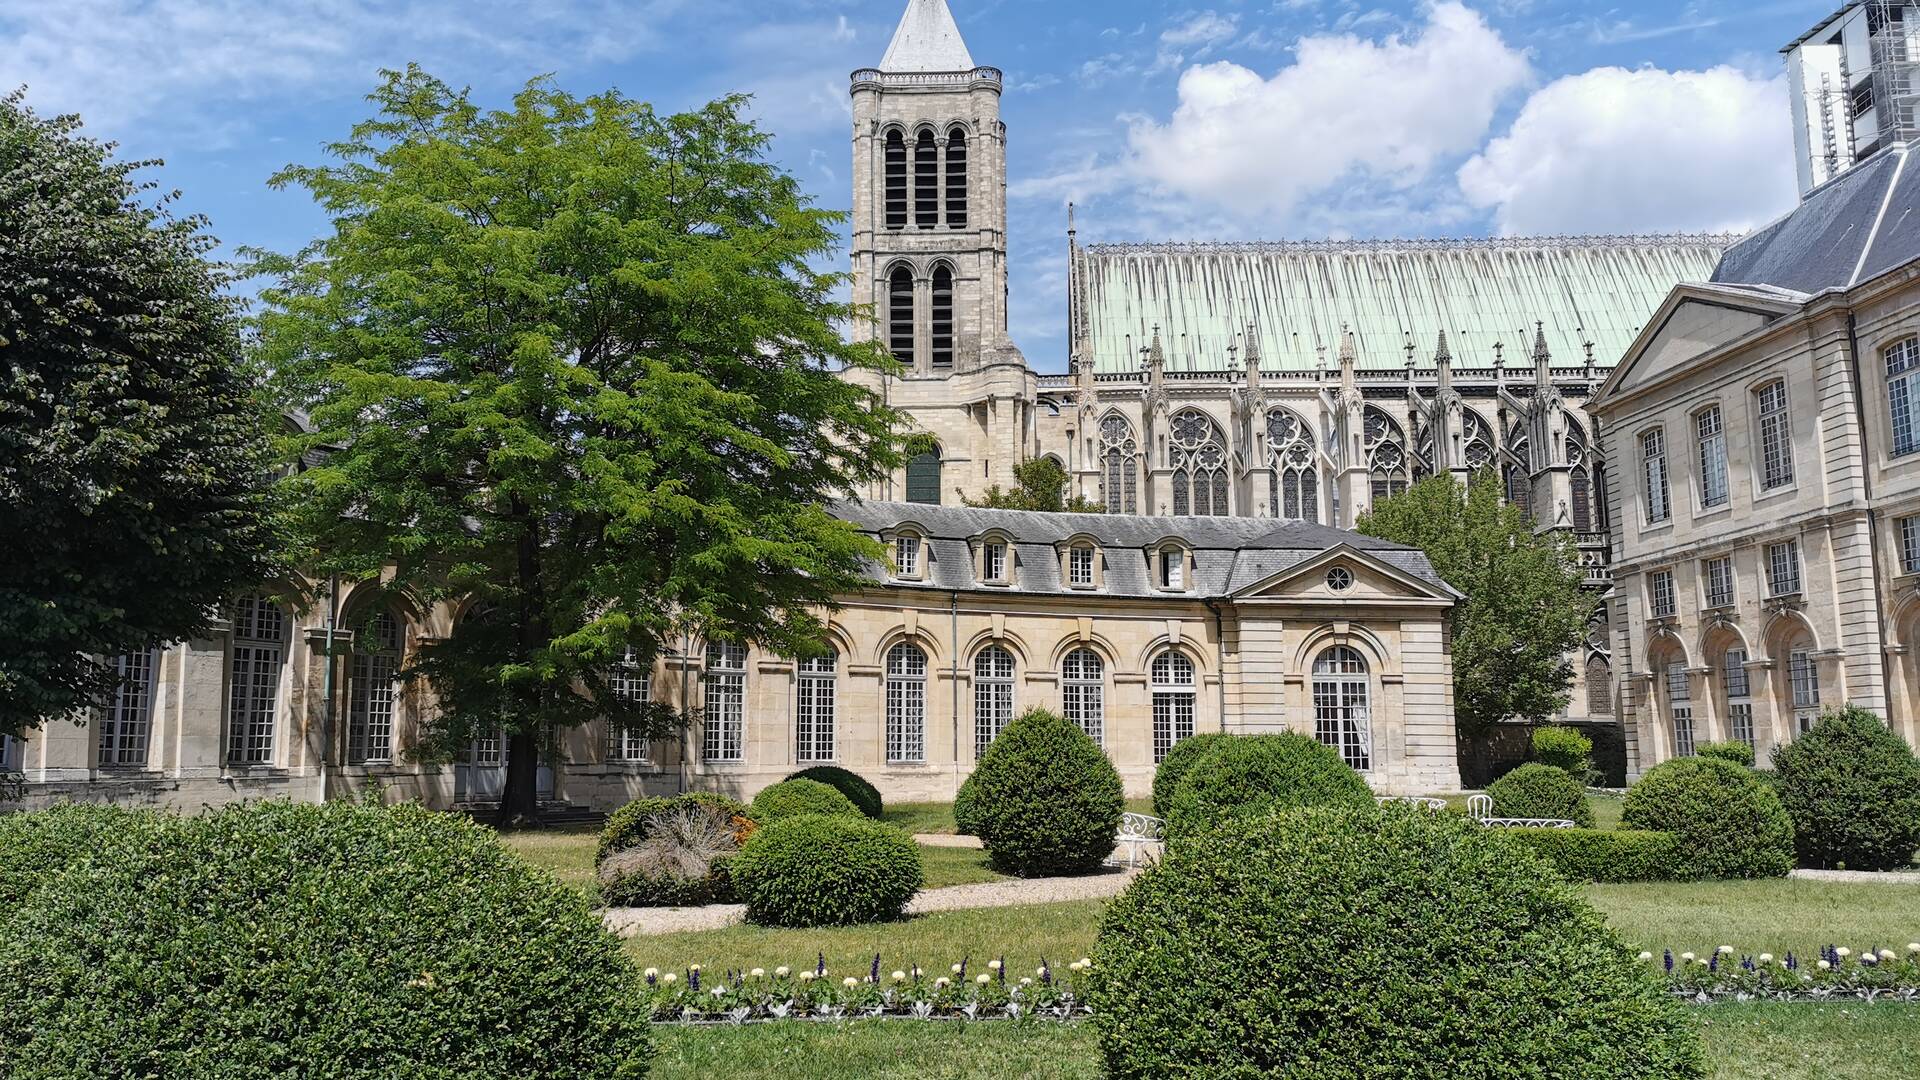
[851,0,1023,376]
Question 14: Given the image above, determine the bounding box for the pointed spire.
[880,0,976,73]
[1532,321,1551,363]
[1338,324,1357,368]
[1243,322,1262,387]
[1067,201,1077,238]
[1433,330,1452,365]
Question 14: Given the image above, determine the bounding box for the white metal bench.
[1376,796,1449,811]
[1466,793,1577,829]
[1110,812,1167,868]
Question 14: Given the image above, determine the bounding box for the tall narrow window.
[348,611,401,765]
[99,650,155,767]
[895,534,922,576]
[0,733,20,774]
[1767,540,1802,597]
[1723,648,1754,750]
[1068,545,1095,587]
[944,126,968,228]
[1704,556,1735,609]
[1667,662,1694,757]
[796,651,837,763]
[1889,338,1920,456]
[228,595,285,765]
[1504,463,1533,521]
[1696,406,1728,508]
[1169,410,1228,516]
[930,266,954,369]
[906,449,942,505]
[608,646,652,764]
[1585,656,1613,718]
[1312,646,1372,771]
[1159,549,1185,590]
[973,645,1016,759]
[1571,466,1593,533]
[914,130,938,229]
[1098,414,1139,514]
[1062,648,1105,746]
[982,540,1008,583]
[1150,651,1196,764]
[1649,570,1676,618]
[888,266,915,366]
[1789,647,1821,733]
[1903,516,1920,574]
[883,130,908,230]
[886,643,927,763]
[1642,428,1671,524]
[703,642,746,763]
[1365,407,1410,502]
[1267,409,1319,522]
[1756,382,1794,490]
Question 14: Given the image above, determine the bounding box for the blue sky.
[2,1,1832,371]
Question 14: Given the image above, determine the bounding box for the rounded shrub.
[1487,762,1595,826]
[0,801,652,1079]
[953,773,983,837]
[1622,756,1795,879]
[749,778,861,823]
[1149,731,1232,818]
[0,803,168,908]
[1696,740,1756,767]
[1088,804,1704,1078]
[785,765,883,819]
[1532,725,1594,776]
[1164,732,1374,837]
[967,708,1124,877]
[1771,705,1920,871]
[598,791,750,864]
[730,813,924,927]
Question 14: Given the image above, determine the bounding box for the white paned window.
[0,733,20,773]
[1890,338,1920,456]
[1756,382,1795,490]
[1068,545,1095,587]
[703,642,746,763]
[228,595,285,765]
[1062,648,1105,746]
[894,535,921,578]
[1159,549,1185,590]
[983,541,1007,583]
[99,650,155,767]
[1704,556,1735,609]
[347,612,401,765]
[885,642,927,763]
[1150,651,1196,764]
[1667,662,1694,758]
[1649,570,1676,618]
[1642,428,1671,525]
[795,651,837,763]
[1790,648,1821,734]
[1696,406,1728,508]
[973,645,1016,759]
[1767,540,1802,597]
[1723,648,1754,750]
[608,646,652,764]
[1903,516,1920,575]
[1312,647,1372,771]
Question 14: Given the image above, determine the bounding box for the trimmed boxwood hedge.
[953,773,983,837]
[749,778,861,823]
[1695,740,1756,767]
[1150,731,1232,818]
[1622,756,1794,879]
[1487,762,1595,826]
[1531,725,1593,776]
[1088,804,1704,1078]
[1164,732,1374,837]
[0,803,166,908]
[0,801,653,1079]
[1498,827,1692,883]
[729,813,924,927]
[784,765,883,819]
[968,708,1124,876]
[1771,705,1920,871]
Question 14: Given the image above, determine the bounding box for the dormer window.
[984,541,1007,583]
[894,534,922,579]
[1159,548,1186,590]
[1069,545,1095,587]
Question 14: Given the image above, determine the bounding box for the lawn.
[882,798,1154,836]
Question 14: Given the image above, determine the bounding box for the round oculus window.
[1326,566,1355,592]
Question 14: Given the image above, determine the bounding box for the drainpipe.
[679,629,692,795]
[1842,310,1891,709]
[319,574,338,798]
[1204,597,1228,734]
[951,590,961,791]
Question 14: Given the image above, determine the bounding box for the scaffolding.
[1869,1,1920,151]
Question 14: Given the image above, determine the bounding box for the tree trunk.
[499,726,542,825]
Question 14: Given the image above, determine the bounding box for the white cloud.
[1161,11,1239,50]
[1458,65,1797,235]
[1125,2,1530,216]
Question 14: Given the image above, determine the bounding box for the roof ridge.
[1082,234,1738,256]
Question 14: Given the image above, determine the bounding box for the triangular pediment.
[1596,285,1802,404]
[1231,545,1454,604]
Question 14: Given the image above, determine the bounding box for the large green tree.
[1358,473,1591,753]
[253,70,904,819]
[0,93,278,734]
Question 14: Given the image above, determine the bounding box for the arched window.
[1889,338,1920,456]
[914,130,938,229]
[930,265,954,369]
[348,610,402,765]
[228,595,285,765]
[1787,638,1821,735]
[945,126,968,228]
[884,130,908,230]
[886,642,928,763]
[1665,660,1694,757]
[1567,420,1600,532]
[906,447,942,505]
[1504,423,1533,520]
[1150,651,1196,763]
[796,650,838,763]
[703,641,747,763]
[608,645,652,764]
[1099,413,1139,514]
[1312,646,1372,771]
[1585,656,1613,718]
[1266,409,1319,522]
[1062,648,1105,746]
[888,266,915,367]
[99,649,155,767]
[1169,409,1229,517]
[1419,409,1493,475]
[1721,647,1753,749]
[1365,407,1410,503]
[973,645,1016,759]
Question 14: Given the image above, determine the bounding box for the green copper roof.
[1071,236,1731,374]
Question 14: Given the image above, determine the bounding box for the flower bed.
[1648,942,1920,1003]
[636,954,1093,1024]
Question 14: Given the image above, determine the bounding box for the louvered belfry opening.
[888,266,916,365]
[884,130,908,230]
[914,130,939,229]
[931,265,955,369]
[945,127,968,229]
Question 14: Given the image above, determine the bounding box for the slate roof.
[829,500,1459,600]
[879,0,975,73]
[1713,144,1920,294]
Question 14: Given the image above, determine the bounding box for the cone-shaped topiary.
[749,778,861,823]
[1150,731,1232,818]
[784,765,884,819]
[730,814,924,927]
[1771,705,1920,871]
[968,708,1124,877]
[1089,804,1704,1078]
[1487,761,1595,826]
[1623,756,1794,879]
[1164,732,1374,837]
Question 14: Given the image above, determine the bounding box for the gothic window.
[1169,409,1229,517]
[888,266,915,366]
[228,594,285,765]
[1098,414,1139,514]
[906,447,942,505]
[973,645,1015,759]
[1150,651,1196,764]
[1567,421,1601,532]
[1504,423,1532,520]
[1364,407,1410,503]
[1062,648,1105,746]
[914,129,938,229]
[930,265,955,369]
[886,642,928,763]
[703,641,747,763]
[1265,409,1319,522]
[1585,656,1613,718]
[945,126,968,229]
[1312,646,1372,771]
[1460,409,1495,471]
[883,129,908,230]
[99,649,155,768]
[347,610,402,765]
[796,651,838,763]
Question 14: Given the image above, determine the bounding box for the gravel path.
[1790,868,1920,885]
[913,832,983,848]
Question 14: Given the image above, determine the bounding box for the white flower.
[1880,949,1897,961]
[951,963,964,975]
[775,966,790,977]
[750,968,764,978]
[1036,966,1049,977]
[711,987,725,998]
[1836,948,1851,959]
[1020,978,1032,986]
[1908,943,1920,954]
[934,977,950,988]
[988,960,1002,971]
[843,977,858,988]
[1863,954,1880,966]
[976,973,991,985]
[662,973,678,984]
[1078,958,1092,968]
[1717,946,1734,955]
[1637,952,1653,962]
[892,971,906,983]
[644,967,659,979]
[798,971,814,983]
[1679,953,1695,963]
[1818,960,1832,970]
[1758,954,1774,965]
[689,964,703,973]
[1695,958,1709,967]
[911,967,922,978]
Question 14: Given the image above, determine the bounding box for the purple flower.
[871,954,881,985]
[1040,957,1053,987]
[1663,950,1674,974]
[1709,953,1720,973]
[817,953,826,978]
[689,968,700,993]
[998,955,1007,985]
[1741,957,1755,972]
[1786,953,1798,971]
